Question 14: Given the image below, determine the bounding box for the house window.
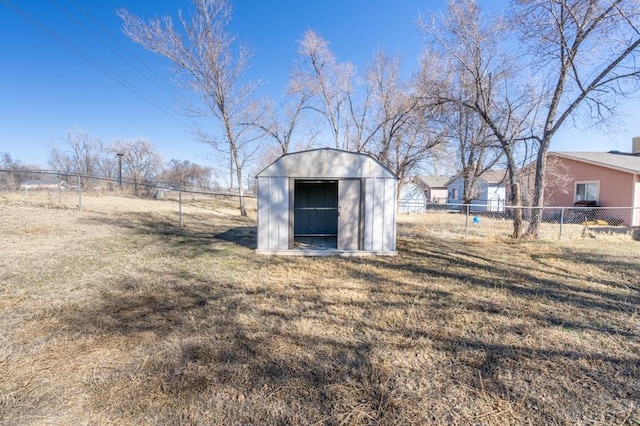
[575,181,599,202]
[450,188,458,200]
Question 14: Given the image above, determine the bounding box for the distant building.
[19,179,66,191]
[398,181,427,213]
[412,175,449,204]
[543,137,640,226]
[446,170,506,212]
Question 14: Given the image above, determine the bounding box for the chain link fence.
[3,169,637,241]
[399,201,639,241]
[0,168,257,226]
[0,168,255,197]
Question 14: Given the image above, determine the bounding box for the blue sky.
[1,0,638,169]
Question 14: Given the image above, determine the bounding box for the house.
[446,170,507,212]
[256,148,398,255]
[412,175,449,204]
[545,137,640,226]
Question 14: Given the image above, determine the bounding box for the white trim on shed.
[256,148,398,256]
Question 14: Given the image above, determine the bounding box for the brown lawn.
[1,192,638,425]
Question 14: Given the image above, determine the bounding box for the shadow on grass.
[56,267,415,424]
[213,226,256,249]
[47,215,639,424]
[336,236,640,423]
[84,212,258,254]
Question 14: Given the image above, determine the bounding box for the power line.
[60,0,182,99]
[0,0,191,129]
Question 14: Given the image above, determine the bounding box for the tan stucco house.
[546,137,640,226]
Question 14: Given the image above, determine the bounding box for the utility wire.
[0,0,191,129]
[59,0,181,99]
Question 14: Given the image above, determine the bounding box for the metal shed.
[398,182,427,214]
[256,148,398,255]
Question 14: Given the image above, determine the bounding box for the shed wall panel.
[382,178,397,251]
[275,178,290,250]
[371,178,386,251]
[363,178,375,251]
[257,177,289,251]
[257,178,269,250]
[338,179,361,250]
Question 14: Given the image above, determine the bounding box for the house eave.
[549,152,640,175]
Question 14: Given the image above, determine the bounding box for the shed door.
[338,179,361,250]
[293,180,338,237]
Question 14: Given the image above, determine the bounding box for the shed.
[398,181,427,213]
[256,148,398,255]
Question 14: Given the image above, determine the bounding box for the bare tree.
[48,148,74,176]
[97,153,118,189]
[0,153,19,190]
[512,0,640,237]
[446,101,504,205]
[425,0,640,238]
[67,127,102,188]
[119,0,259,216]
[367,51,413,162]
[292,30,355,150]
[161,159,212,190]
[112,138,162,195]
[519,155,572,206]
[355,49,446,182]
[48,127,103,188]
[422,0,537,237]
[250,89,319,156]
[290,32,444,181]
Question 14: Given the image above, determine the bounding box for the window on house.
[575,181,599,202]
[450,188,458,200]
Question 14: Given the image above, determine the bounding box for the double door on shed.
[292,179,361,250]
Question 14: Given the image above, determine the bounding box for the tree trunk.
[509,181,523,239]
[524,148,547,239]
[231,147,247,217]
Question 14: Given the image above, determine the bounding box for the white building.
[446,170,506,212]
[398,182,427,213]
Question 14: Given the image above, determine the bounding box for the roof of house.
[480,170,507,184]
[550,151,640,174]
[413,175,450,188]
[445,170,507,186]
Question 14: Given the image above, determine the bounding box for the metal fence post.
[559,207,564,240]
[464,204,469,238]
[179,190,183,228]
[77,173,82,211]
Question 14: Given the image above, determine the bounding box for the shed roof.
[550,151,640,174]
[413,175,450,188]
[257,148,397,179]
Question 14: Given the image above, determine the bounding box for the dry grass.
[1,191,639,425]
